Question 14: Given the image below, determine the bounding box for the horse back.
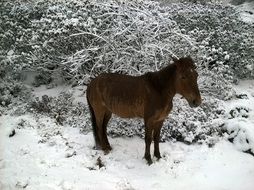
[87,73,148,118]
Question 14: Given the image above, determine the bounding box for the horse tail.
[86,93,100,148]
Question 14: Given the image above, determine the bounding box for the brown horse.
[86,56,201,165]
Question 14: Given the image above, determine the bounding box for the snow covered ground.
[235,1,254,23]
[1,80,254,190]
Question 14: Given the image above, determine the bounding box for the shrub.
[1,0,253,144]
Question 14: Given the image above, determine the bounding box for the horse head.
[173,56,202,108]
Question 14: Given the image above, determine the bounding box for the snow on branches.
[1,0,253,144]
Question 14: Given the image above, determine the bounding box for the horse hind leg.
[87,98,101,149]
[94,107,111,154]
[102,111,112,151]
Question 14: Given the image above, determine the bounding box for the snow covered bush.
[225,115,254,156]
[1,0,253,85]
[0,78,32,109]
[1,0,253,144]
[28,92,89,131]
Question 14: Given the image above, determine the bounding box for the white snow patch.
[33,85,70,98]
[224,54,230,60]
[246,64,253,71]
[32,85,86,104]
[1,113,254,190]
[236,2,254,23]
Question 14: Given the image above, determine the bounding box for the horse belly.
[108,100,144,118]
[99,76,145,118]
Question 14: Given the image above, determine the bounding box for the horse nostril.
[188,98,201,108]
[192,100,199,107]
[193,98,202,107]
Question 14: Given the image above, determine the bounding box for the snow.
[236,1,254,23]
[1,79,254,190]
[32,85,86,104]
[224,80,254,154]
[1,122,254,190]
[33,85,70,98]
[7,50,14,56]
[224,54,230,60]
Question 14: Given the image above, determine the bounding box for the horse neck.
[151,64,177,100]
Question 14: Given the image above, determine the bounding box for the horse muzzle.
[188,98,202,108]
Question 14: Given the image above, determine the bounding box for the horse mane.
[144,63,176,93]
[176,57,196,70]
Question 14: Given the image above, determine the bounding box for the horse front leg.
[144,123,153,165]
[153,121,164,160]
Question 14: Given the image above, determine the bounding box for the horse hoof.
[103,147,112,155]
[93,145,101,150]
[144,157,153,165]
[154,154,162,160]
[107,145,112,151]
[103,150,110,155]
[147,159,153,165]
